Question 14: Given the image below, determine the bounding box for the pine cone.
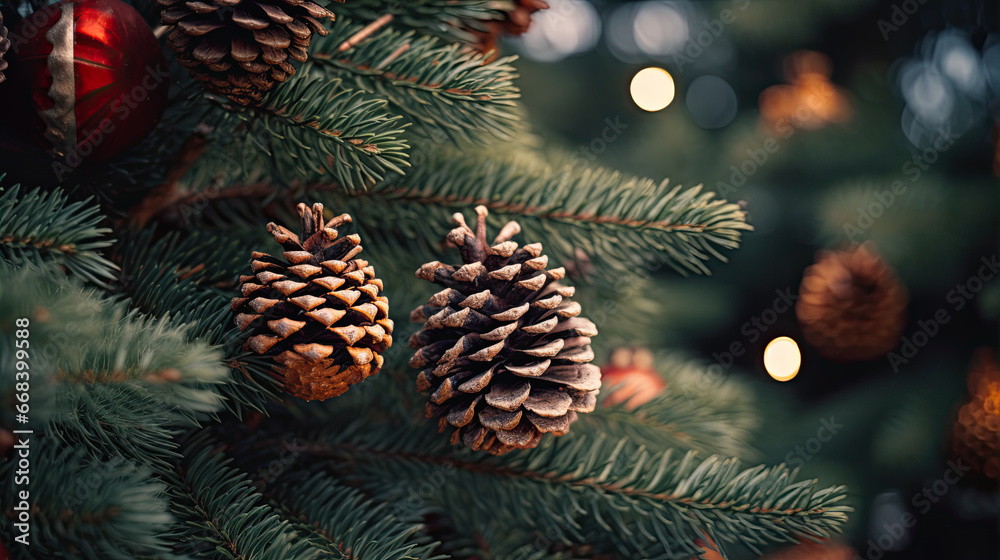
[953,348,999,481]
[159,0,337,106]
[409,206,600,455]
[475,0,548,56]
[0,11,10,84]
[796,243,907,361]
[231,202,392,401]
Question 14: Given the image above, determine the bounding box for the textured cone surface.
[796,244,907,362]
[409,206,600,455]
[232,202,392,401]
[159,0,336,106]
[953,349,999,480]
[0,12,9,84]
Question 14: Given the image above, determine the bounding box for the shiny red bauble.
[5,0,168,166]
[600,347,667,409]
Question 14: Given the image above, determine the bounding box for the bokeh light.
[606,4,645,63]
[685,75,738,129]
[901,64,954,125]
[518,0,601,62]
[630,67,676,112]
[893,29,998,149]
[935,31,985,97]
[764,337,801,382]
[759,51,852,133]
[633,2,689,56]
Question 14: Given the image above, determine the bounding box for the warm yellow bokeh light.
[764,337,801,382]
[630,67,676,112]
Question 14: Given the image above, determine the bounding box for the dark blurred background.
[508,0,999,558]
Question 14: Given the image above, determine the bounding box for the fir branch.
[585,355,760,459]
[165,430,444,560]
[311,144,753,278]
[268,470,443,560]
[115,229,246,339]
[587,353,760,459]
[0,183,118,287]
[46,383,191,469]
[310,17,521,144]
[0,267,227,467]
[249,417,849,560]
[0,266,227,392]
[167,434,320,560]
[231,73,410,191]
[128,129,212,228]
[115,229,285,415]
[0,443,175,560]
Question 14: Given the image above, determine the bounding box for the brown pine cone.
[160,0,337,106]
[796,243,908,361]
[409,206,600,455]
[0,11,9,84]
[953,348,999,481]
[231,202,392,401]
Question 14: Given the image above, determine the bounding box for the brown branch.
[375,43,410,71]
[127,129,211,228]
[337,14,394,52]
[0,234,78,254]
[176,183,276,208]
[312,52,496,101]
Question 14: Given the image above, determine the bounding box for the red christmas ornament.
[600,347,667,409]
[6,0,168,167]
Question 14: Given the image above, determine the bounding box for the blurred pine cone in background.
[796,243,908,362]
[953,348,999,482]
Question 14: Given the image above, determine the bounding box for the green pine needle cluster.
[0,184,118,287]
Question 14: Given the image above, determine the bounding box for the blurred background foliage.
[509,0,998,557]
